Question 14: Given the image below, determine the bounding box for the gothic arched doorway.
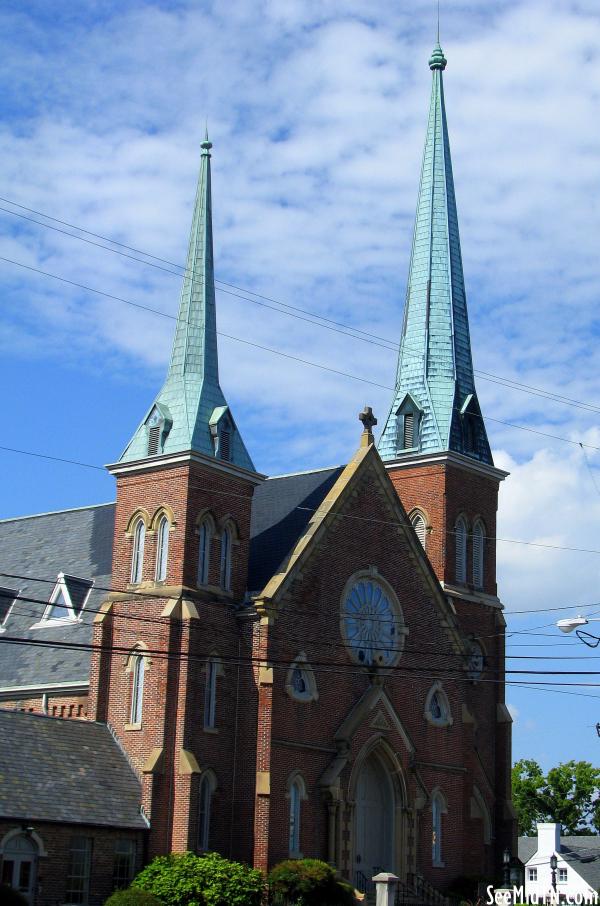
[354,752,395,885]
[0,833,38,904]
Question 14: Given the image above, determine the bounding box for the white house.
[519,824,600,903]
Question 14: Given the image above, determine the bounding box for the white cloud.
[0,0,599,605]
[496,428,600,614]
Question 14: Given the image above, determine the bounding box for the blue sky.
[1,0,600,774]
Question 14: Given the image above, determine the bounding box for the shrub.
[104,889,164,906]
[0,886,29,906]
[268,859,356,906]
[132,851,264,906]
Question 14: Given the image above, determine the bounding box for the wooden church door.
[354,755,394,887]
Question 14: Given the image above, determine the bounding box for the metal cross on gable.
[359,406,378,432]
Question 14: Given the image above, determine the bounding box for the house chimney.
[537,823,562,855]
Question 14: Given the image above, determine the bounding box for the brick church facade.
[0,42,516,906]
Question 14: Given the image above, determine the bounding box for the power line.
[3,633,600,686]
[4,568,597,618]
[5,590,599,664]
[0,577,533,656]
[2,196,600,417]
[2,441,600,557]
[3,252,600,455]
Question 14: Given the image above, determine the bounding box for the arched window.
[130,652,146,725]
[197,771,216,851]
[410,511,427,548]
[424,681,453,728]
[472,519,485,589]
[155,516,170,582]
[285,653,318,703]
[431,790,447,866]
[220,526,232,590]
[455,517,467,584]
[197,518,213,586]
[131,519,146,584]
[287,774,307,857]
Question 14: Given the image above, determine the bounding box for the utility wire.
[2,197,600,416]
[2,253,600,455]
[3,568,597,618]
[3,454,600,557]
[3,633,600,686]
[5,590,598,663]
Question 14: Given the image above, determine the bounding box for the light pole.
[550,854,558,896]
[503,848,511,887]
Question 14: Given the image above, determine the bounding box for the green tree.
[512,759,600,835]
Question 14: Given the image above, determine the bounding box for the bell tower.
[378,43,516,864]
[88,135,263,859]
[378,42,507,604]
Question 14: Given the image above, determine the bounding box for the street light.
[503,848,511,887]
[550,854,558,893]
[557,616,591,633]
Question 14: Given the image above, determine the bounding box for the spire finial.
[437,0,440,43]
[201,125,212,154]
[429,41,447,71]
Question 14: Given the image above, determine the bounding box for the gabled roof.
[248,466,344,592]
[378,44,492,466]
[0,710,147,829]
[519,835,600,891]
[252,440,465,661]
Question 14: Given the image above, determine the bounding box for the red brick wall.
[88,456,259,861]
[0,820,145,906]
[0,694,88,719]
[260,466,504,888]
[387,461,499,595]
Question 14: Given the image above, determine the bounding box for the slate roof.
[0,710,147,829]
[518,836,600,891]
[0,465,344,691]
[248,465,344,592]
[0,503,114,691]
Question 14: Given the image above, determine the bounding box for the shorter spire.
[118,136,255,472]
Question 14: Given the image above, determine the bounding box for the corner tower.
[379,44,507,602]
[119,136,254,471]
[89,137,263,859]
[378,44,516,867]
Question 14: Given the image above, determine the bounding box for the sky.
[1,0,600,775]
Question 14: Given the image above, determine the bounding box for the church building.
[0,42,516,906]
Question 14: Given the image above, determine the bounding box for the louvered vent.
[220,430,231,462]
[472,523,484,589]
[147,425,161,456]
[411,513,426,548]
[455,519,467,583]
[403,413,414,449]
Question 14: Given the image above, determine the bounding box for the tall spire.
[119,137,255,471]
[378,44,492,466]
